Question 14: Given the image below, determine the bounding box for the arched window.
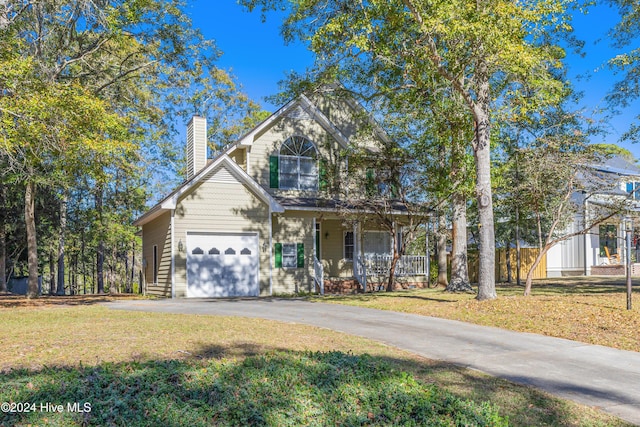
[279,136,318,190]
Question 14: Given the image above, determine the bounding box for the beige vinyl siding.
[229,147,247,171]
[173,163,270,297]
[314,95,359,141]
[319,219,354,278]
[187,116,207,179]
[248,99,382,200]
[142,212,172,297]
[248,114,339,194]
[271,212,315,293]
[311,93,380,151]
[319,220,412,278]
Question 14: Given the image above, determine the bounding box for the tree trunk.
[95,187,105,294]
[71,253,77,295]
[48,250,55,295]
[386,254,399,292]
[81,227,87,294]
[129,246,135,293]
[97,242,104,293]
[0,185,6,293]
[524,246,548,296]
[0,224,6,293]
[506,245,512,283]
[447,192,472,292]
[56,193,67,295]
[473,95,497,300]
[515,206,522,286]
[25,181,39,298]
[436,213,448,287]
[125,250,130,293]
[386,229,399,292]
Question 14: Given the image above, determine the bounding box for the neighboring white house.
[133,88,428,298]
[546,155,640,277]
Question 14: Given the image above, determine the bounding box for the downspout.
[171,209,176,298]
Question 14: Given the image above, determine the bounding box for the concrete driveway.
[105,298,640,425]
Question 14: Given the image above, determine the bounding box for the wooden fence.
[467,248,547,283]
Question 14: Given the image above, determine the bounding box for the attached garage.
[186,232,260,297]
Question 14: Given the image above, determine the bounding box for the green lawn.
[0,301,632,426]
[312,278,640,352]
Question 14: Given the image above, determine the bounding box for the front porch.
[311,218,429,294]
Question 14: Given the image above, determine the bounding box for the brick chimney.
[186,116,207,180]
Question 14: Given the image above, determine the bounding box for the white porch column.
[353,222,359,263]
[313,217,317,259]
[353,221,366,292]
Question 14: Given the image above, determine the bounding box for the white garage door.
[186,232,259,297]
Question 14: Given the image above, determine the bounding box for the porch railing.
[363,254,428,277]
[354,257,367,292]
[314,256,324,295]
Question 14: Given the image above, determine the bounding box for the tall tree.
[0,45,130,297]
[340,134,431,292]
[516,143,630,295]
[1,0,263,296]
[606,0,640,143]
[0,184,7,293]
[498,101,629,295]
[242,0,572,300]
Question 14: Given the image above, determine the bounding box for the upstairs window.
[626,181,640,200]
[279,136,318,190]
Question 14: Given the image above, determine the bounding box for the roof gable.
[134,154,283,226]
[237,94,350,149]
[590,155,640,177]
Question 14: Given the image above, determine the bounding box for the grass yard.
[313,277,640,352]
[0,299,632,426]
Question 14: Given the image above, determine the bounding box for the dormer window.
[279,136,318,190]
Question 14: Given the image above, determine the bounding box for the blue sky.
[187,1,640,159]
[188,2,313,109]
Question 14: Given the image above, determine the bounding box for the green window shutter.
[366,168,376,196]
[390,181,399,198]
[269,155,279,188]
[274,243,282,268]
[319,158,328,191]
[297,243,304,268]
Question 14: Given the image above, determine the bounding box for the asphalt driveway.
[105,298,640,425]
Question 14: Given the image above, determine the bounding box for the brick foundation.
[323,279,361,294]
[590,265,625,276]
[323,278,430,294]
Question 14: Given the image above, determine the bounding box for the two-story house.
[133,90,429,297]
[546,155,640,277]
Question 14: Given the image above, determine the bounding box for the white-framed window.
[626,181,640,200]
[363,231,392,257]
[282,243,298,268]
[344,231,354,261]
[280,136,318,190]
